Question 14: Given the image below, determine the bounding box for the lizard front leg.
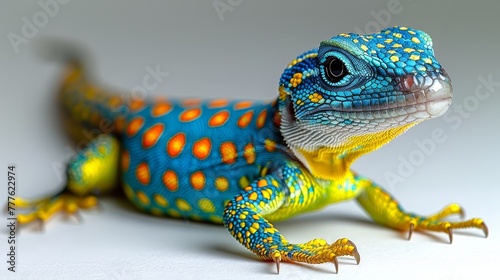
[354,175,488,243]
[223,171,359,274]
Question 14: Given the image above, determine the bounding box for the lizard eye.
[324,57,348,83]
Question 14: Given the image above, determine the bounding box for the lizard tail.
[37,38,127,138]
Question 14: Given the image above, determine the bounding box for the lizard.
[16,26,488,274]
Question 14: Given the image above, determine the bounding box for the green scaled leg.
[355,175,488,243]
[223,174,359,274]
[16,135,119,227]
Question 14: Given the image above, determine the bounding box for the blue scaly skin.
[17,26,487,273]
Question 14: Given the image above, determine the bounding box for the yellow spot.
[296,99,304,106]
[264,139,276,152]
[153,194,169,207]
[209,215,222,224]
[390,55,399,62]
[399,26,408,30]
[198,198,216,213]
[239,176,249,188]
[124,184,134,201]
[352,39,359,43]
[150,208,163,216]
[249,192,258,201]
[137,191,150,205]
[167,209,181,218]
[339,33,350,37]
[412,37,421,44]
[308,93,323,103]
[289,72,303,88]
[376,43,385,49]
[408,30,416,35]
[262,189,271,200]
[249,223,260,234]
[360,44,368,52]
[387,50,396,55]
[393,33,402,38]
[384,38,393,44]
[215,177,229,192]
[392,43,402,48]
[409,54,420,61]
[403,48,415,53]
[243,143,255,164]
[176,198,192,212]
[423,58,433,64]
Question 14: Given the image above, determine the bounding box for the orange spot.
[136,162,150,185]
[256,109,267,129]
[208,110,230,127]
[237,111,254,128]
[220,142,238,164]
[192,137,212,160]
[130,98,146,111]
[126,117,144,137]
[243,143,255,164]
[264,139,276,152]
[235,196,243,202]
[121,150,130,172]
[167,132,186,157]
[151,102,172,117]
[179,108,202,122]
[234,100,253,110]
[190,171,206,190]
[257,179,267,187]
[182,98,201,107]
[163,170,179,191]
[142,123,164,148]
[208,99,229,108]
[108,96,122,110]
[115,117,125,133]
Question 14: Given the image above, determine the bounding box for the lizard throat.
[281,101,418,180]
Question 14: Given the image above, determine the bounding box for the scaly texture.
[18,26,487,273]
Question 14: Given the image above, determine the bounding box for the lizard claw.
[272,252,281,274]
[481,222,489,238]
[353,248,361,265]
[408,223,415,240]
[332,256,339,274]
[446,227,453,244]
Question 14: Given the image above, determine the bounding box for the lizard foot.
[16,193,99,229]
[268,238,360,274]
[405,203,488,243]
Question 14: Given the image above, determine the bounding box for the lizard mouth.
[303,70,453,121]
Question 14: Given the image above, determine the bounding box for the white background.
[0,1,499,279]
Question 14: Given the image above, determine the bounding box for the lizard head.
[278,26,452,180]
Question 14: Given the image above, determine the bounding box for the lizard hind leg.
[16,134,120,227]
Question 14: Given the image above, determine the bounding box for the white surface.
[1,1,499,279]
